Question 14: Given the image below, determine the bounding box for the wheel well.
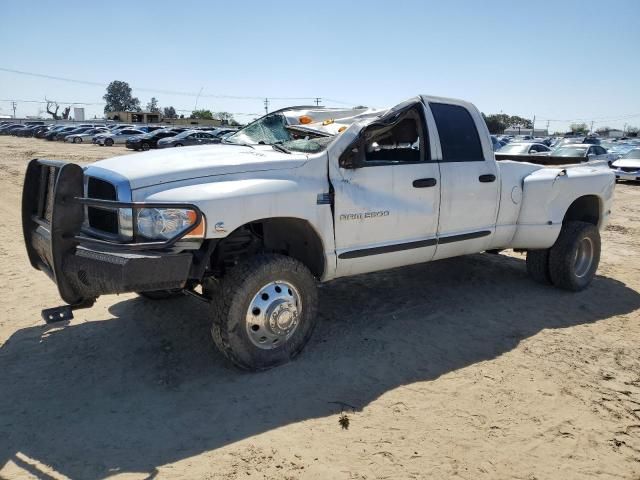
[210,218,325,278]
[563,195,600,226]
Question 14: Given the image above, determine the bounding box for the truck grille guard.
[22,159,203,315]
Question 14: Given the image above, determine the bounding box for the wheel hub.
[574,236,594,278]
[246,281,302,349]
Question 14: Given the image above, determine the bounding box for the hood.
[612,158,640,168]
[86,144,309,190]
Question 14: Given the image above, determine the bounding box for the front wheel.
[105,138,114,146]
[73,137,82,143]
[141,142,150,151]
[548,221,601,291]
[209,254,318,371]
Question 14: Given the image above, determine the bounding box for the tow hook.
[41,300,95,323]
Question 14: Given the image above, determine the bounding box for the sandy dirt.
[0,136,639,479]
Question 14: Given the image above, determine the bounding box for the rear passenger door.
[428,102,500,260]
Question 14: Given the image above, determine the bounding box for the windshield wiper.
[221,137,255,149]
[271,142,291,154]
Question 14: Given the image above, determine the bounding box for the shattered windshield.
[225,112,336,153]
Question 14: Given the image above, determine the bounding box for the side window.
[363,106,426,164]
[430,103,484,162]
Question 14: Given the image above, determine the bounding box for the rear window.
[430,103,484,162]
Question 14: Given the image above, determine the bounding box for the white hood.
[612,158,640,169]
[85,144,308,190]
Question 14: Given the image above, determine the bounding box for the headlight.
[136,208,205,240]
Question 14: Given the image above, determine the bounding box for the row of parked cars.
[490,134,640,182]
[0,121,238,150]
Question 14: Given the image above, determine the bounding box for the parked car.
[23,94,615,371]
[1,124,27,135]
[137,126,165,133]
[549,144,615,162]
[156,130,221,148]
[125,128,188,151]
[58,127,95,141]
[610,148,640,182]
[497,142,551,155]
[97,128,145,146]
[32,125,52,138]
[65,128,110,143]
[15,125,42,137]
[92,125,134,143]
[45,126,77,141]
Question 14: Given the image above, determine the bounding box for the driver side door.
[330,102,441,277]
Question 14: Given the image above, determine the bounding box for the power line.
[0,67,357,104]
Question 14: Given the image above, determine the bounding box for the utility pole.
[264,98,269,114]
[194,87,204,112]
[546,120,550,135]
[531,115,535,136]
[11,101,17,118]
[590,120,594,134]
[314,97,322,107]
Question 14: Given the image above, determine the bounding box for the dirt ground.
[0,136,639,480]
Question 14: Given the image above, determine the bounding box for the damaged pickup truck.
[22,95,615,370]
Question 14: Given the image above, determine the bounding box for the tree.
[569,123,589,134]
[190,109,214,119]
[103,80,141,113]
[482,113,533,133]
[508,115,533,129]
[45,99,60,120]
[62,106,71,120]
[163,106,177,118]
[215,111,235,125]
[146,97,160,113]
[595,126,611,136]
[627,126,639,137]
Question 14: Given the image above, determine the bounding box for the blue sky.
[1,0,639,132]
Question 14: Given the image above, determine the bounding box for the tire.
[174,143,183,147]
[105,138,114,146]
[209,254,318,371]
[141,142,150,151]
[137,289,184,300]
[73,137,81,143]
[526,249,552,285]
[548,221,600,291]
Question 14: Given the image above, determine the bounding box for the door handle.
[413,178,437,188]
[479,174,496,183]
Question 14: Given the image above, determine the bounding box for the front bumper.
[613,169,640,181]
[22,159,202,307]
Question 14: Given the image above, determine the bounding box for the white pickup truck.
[22,95,615,370]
